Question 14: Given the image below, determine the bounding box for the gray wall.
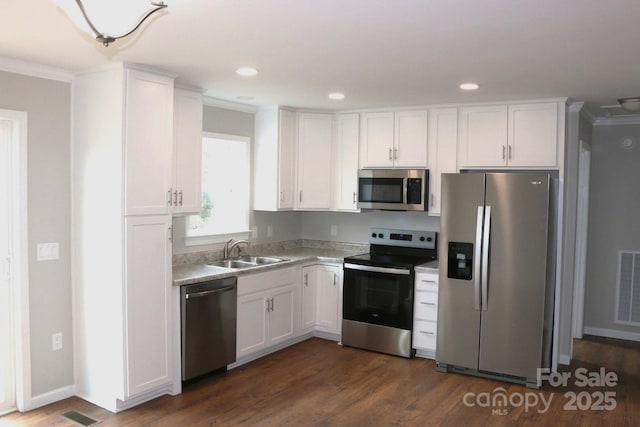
[584,123,640,334]
[0,71,73,396]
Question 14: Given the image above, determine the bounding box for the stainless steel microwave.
[357,169,428,211]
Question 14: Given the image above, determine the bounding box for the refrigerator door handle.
[474,206,484,310]
[481,205,492,311]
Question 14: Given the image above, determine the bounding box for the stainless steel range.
[342,227,437,358]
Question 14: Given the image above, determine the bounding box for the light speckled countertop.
[415,260,439,272]
[173,247,366,286]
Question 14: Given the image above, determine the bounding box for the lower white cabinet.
[413,269,439,359]
[301,264,342,336]
[236,268,298,359]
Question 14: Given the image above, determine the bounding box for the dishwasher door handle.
[185,285,236,300]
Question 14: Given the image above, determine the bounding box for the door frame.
[571,140,591,341]
[1,109,31,412]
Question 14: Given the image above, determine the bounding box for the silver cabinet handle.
[430,193,435,208]
[265,298,270,312]
[299,190,302,203]
[173,190,178,206]
[168,226,173,242]
[333,273,337,286]
[508,145,512,160]
[280,190,284,203]
[419,331,435,335]
[420,302,436,306]
[167,189,172,206]
[394,147,398,160]
[304,273,308,286]
[481,206,491,312]
[421,279,437,284]
[502,145,506,160]
[271,298,274,312]
[353,192,357,204]
[474,206,483,311]
[178,190,183,206]
[388,147,393,160]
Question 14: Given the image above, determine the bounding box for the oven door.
[343,263,414,330]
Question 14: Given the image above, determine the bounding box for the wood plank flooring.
[2,335,639,426]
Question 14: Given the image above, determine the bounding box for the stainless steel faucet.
[223,239,250,259]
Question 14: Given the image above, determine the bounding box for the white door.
[333,113,360,211]
[237,291,269,358]
[296,113,333,209]
[394,110,428,168]
[0,119,15,414]
[268,285,296,346]
[301,266,317,330]
[316,266,340,331]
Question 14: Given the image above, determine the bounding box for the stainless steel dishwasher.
[181,276,237,381]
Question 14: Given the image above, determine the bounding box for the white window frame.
[184,132,251,246]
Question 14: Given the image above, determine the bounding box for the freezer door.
[478,173,550,379]
[436,173,485,369]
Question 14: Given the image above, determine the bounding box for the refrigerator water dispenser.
[447,242,473,280]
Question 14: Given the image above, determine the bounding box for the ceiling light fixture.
[459,83,479,91]
[618,97,640,112]
[56,0,167,47]
[236,67,259,77]
[328,93,345,100]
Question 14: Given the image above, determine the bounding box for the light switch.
[37,243,59,261]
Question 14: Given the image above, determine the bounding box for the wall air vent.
[615,250,640,325]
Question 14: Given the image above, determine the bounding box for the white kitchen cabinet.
[507,102,558,168]
[71,63,178,412]
[124,68,175,216]
[332,113,360,212]
[171,88,203,214]
[427,108,458,216]
[413,269,439,359]
[315,264,342,334]
[253,107,296,211]
[236,268,298,359]
[360,110,427,168]
[296,113,333,210]
[458,102,559,169]
[301,266,317,331]
[124,215,173,397]
[458,104,508,168]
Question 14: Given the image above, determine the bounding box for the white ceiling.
[2,0,640,117]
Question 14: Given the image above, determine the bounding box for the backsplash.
[172,239,369,265]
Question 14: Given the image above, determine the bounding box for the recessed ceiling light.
[328,92,345,100]
[236,67,258,77]
[460,83,479,91]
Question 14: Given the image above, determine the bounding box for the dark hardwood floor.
[2,335,639,426]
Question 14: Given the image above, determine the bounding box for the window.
[186,132,250,243]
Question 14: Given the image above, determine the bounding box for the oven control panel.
[369,227,437,250]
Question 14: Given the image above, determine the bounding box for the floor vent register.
[60,410,101,426]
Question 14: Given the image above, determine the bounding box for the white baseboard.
[584,326,640,342]
[28,385,75,411]
[558,354,571,366]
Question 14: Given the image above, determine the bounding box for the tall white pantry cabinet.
[71,64,177,412]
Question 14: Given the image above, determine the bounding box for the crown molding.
[0,56,73,82]
[202,96,258,114]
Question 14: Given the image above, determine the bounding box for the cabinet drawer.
[413,320,437,350]
[414,291,438,321]
[415,273,438,292]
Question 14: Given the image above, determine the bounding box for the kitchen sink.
[207,256,288,269]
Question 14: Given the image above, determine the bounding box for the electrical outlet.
[267,225,273,237]
[52,332,63,351]
[330,225,338,237]
[37,243,59,261]
[252,226,258,239]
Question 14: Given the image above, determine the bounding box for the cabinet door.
[125,69,174,215]
[172,88,203,214]
[297,113,333,209]
[237,291,269,358]
[269,285,296,346]
[124,215,172,397]
[427,108,458,215]
[301,266,317,331]
[394,110,428,168]
[360,112,394,168]
[333,114,360,211]
[507,103,558,168]
[316,265,341,332]
[458,105,508,168]
[278,109,297,209]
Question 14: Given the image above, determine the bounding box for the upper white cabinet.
[332,113,360,212]
[171,88,203,215]
[124,69,175,216]
[296,113,333,210]
[254,107,296,211]
[458,102,559,169]
[360,110,428,168]
[427,108,458,216]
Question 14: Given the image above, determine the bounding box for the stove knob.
[379,233,384,239]
[419,236,426,242]
[371,233,377,238]
[427,237,433,242]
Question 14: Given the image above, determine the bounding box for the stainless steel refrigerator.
[436,172,556,387]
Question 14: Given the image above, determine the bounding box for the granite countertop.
[415,260,439,272]
[173,247,366,286]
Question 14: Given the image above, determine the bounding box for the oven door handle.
[344,263,411,276]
